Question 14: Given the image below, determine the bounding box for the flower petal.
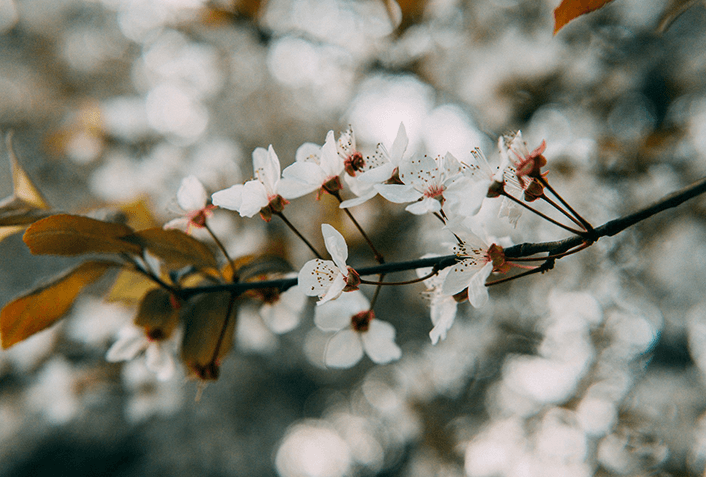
[325,329,364,368]
[298,259,338,296]
[441,258,484,296]
[314,290,369,331]
[405,198,441,215]
[318,272,347,305]
[361,320,402,364]
[163,217,190,232]
[389,122,408,165]
[212,184,245,211]
[238,180,269,217]
[321,224,348,272]
[319,130,344,178]
[429,296,458,345]
[375,184,421,203]
[253,145,281,195]
[295,142,322,163]
[279,162,327,199]
[145,342,175,381]
[467,262,493,308]
[106,327,147,362]
[177,175,208,212]
[399,154,439,191]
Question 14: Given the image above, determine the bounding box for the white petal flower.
[164,175,215,233]
[279,131,344,199]
[212,145,287,220]
[315,291,401,368]
[440,226,495,308]
[417,262,459,345]
[177,175,208,212]
[259,284,306,334]
[107,325,177,381]
[339,123,409,209]
[298,224,357,305]
[376,152,485,217]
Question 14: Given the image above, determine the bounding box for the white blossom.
[211,145,287,220]
[163,175,214,233]
[417,262,459,345]
[259,284,307,334]
[340,122,409,208]
[441,226,495,308]
[375,152,484,216]
[106,324,177,381]
[278,131,344,199]
[298,224,359,305]
[315,291,401,368]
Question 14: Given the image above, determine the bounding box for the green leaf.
[1,261,116,348]
[23,214,143,256]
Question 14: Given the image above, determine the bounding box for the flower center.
[424,185,446,202]
[351,310,374,332]
[344,152,366,176]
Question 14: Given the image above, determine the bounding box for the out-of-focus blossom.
[163,175,215,233]
[106,324,177,381]
[212,145,288,221]
[278,131,344,199]
[299,224,360,305]
[417,262,459,345]
[258,284,307,334]
[315,291,401,368]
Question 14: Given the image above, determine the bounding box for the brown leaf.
[0,196,52,226]
[23,214,142,256]
[8,132,50,210]
[106,269,158,304]
[553,0,615,35]
[134,288,180,339]
[122,228,217,270]
[1,261,115,348]
[180,292,237,380]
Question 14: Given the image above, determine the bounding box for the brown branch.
[177,177,706,299]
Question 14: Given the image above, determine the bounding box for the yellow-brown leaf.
[23,214,142,256]
[553,0,614,35]
[134,288,180,339]
[122,228,218,270]
[1,261,115,348]
[106,269,158,304]
[8,133,50,210]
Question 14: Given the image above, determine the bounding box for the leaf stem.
[538,177,594,232]
[204,222,237,281]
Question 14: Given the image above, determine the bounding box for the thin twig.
[275,211,324,259]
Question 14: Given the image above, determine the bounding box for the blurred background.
[1,0,706,475]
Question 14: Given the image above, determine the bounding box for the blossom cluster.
[108,125,555,376]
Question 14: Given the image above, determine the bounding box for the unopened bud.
[344,267,361,292]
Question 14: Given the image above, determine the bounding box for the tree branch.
[178,177,706,299]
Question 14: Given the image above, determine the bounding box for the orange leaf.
[23,214,142,256]
[553,0,614,34]
[1,261,115,348]
[122,228,218,270]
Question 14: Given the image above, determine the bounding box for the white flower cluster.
[111,125,547,376]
